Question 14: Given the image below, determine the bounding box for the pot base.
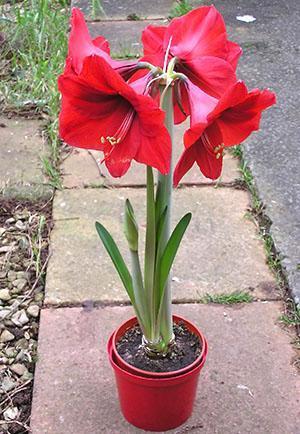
[108,316,208,432]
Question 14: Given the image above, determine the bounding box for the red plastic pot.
[112,315,207,378]
[107,316,208,431]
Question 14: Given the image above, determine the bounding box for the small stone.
[5,217,15,224]
[11,287,23,295]
[10,363,27,376]
[1,377,16,392]
[0,288,11,301]
[0,227,6,237]
[22,370,33,381]
[15,349,26,362]
[0,270,7,278]
[0,310,10,320]
[16,271,29,280]
[18,236,29,250]
[34,292,44,302]
[0,245,12,253]
[27,305,40,318]
[8,271,17,281]
[0,356,9,364]
[13,278,27,291]
[5,347,16,358]
[16,338,29,350]
[15,220,26,230]
[11,310,29,327]
[3,406,19,421]
[0,329,15,343]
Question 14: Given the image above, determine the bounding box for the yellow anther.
[101,135,121,146]
[216,152,221,159]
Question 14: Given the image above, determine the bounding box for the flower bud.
[124,199,138,252]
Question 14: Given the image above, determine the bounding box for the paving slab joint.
[43,298,282,311]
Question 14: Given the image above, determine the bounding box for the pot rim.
[110,315,207,379]
[108,332,207,386]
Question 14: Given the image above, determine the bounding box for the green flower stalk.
[96,69,192,357]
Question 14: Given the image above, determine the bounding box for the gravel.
[0,199,52,433]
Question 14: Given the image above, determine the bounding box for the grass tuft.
[42,157,63,190]
[202,291,254,305]
[0,0,69,184]
[169,0,193,18]
[280,301,300,327]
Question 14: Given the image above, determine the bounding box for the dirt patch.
[116,322,202,373]
[0,198,52,433]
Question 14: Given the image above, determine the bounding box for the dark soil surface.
[116,322,202,373]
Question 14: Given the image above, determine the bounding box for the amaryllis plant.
[58,6,275,356]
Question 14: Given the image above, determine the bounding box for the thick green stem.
[144,166,158,341]
[157,85,174,345]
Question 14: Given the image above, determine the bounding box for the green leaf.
[95,221,135,304]
[157,213,192,308]
[156,206,168,248]
[124,199,138,252]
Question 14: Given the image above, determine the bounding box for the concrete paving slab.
[88,20,166,57]
[62,149,105,189]
[30,302,300,434]
[72,0,173,20]
[45,187,277,305]
[62,121,240,188]
[0,117,53,199]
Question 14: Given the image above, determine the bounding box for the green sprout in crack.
[169,0,193,18]
[201,291,254,305]
[280,303,300,327]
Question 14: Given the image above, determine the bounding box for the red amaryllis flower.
[141,5,241,122]
[58,55,171,177]
[173,81,276,185]
[68,8,137,79]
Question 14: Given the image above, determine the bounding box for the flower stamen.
[163,36,173,73]
[100,109,135,147]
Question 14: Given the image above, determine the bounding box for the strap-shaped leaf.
[156,206,168,249]
[157,213,192,306]
[95,221,135,304]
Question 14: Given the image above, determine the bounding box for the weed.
[127,13,140,21]
[31,214,46,277]
[111,45,139,60]
[91,0,105,18]
[0,0,69,182]
[169,0,193,18]
[230,144,243,159]
[280,301,300,327]
[202,291,254,304]
[42,157,63,190]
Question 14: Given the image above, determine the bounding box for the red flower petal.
[68,8,113,74]
[214,85,276,146]
[166,6,228,60]
[68,8,137,79]
[92,36,110,54]
[194,123,223,179]
[173,146,197,187]
[226,41,242,70]
[184,78,218,126]
[58,55,171,176]
[180,56,236,97]
[142,25,166,62]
